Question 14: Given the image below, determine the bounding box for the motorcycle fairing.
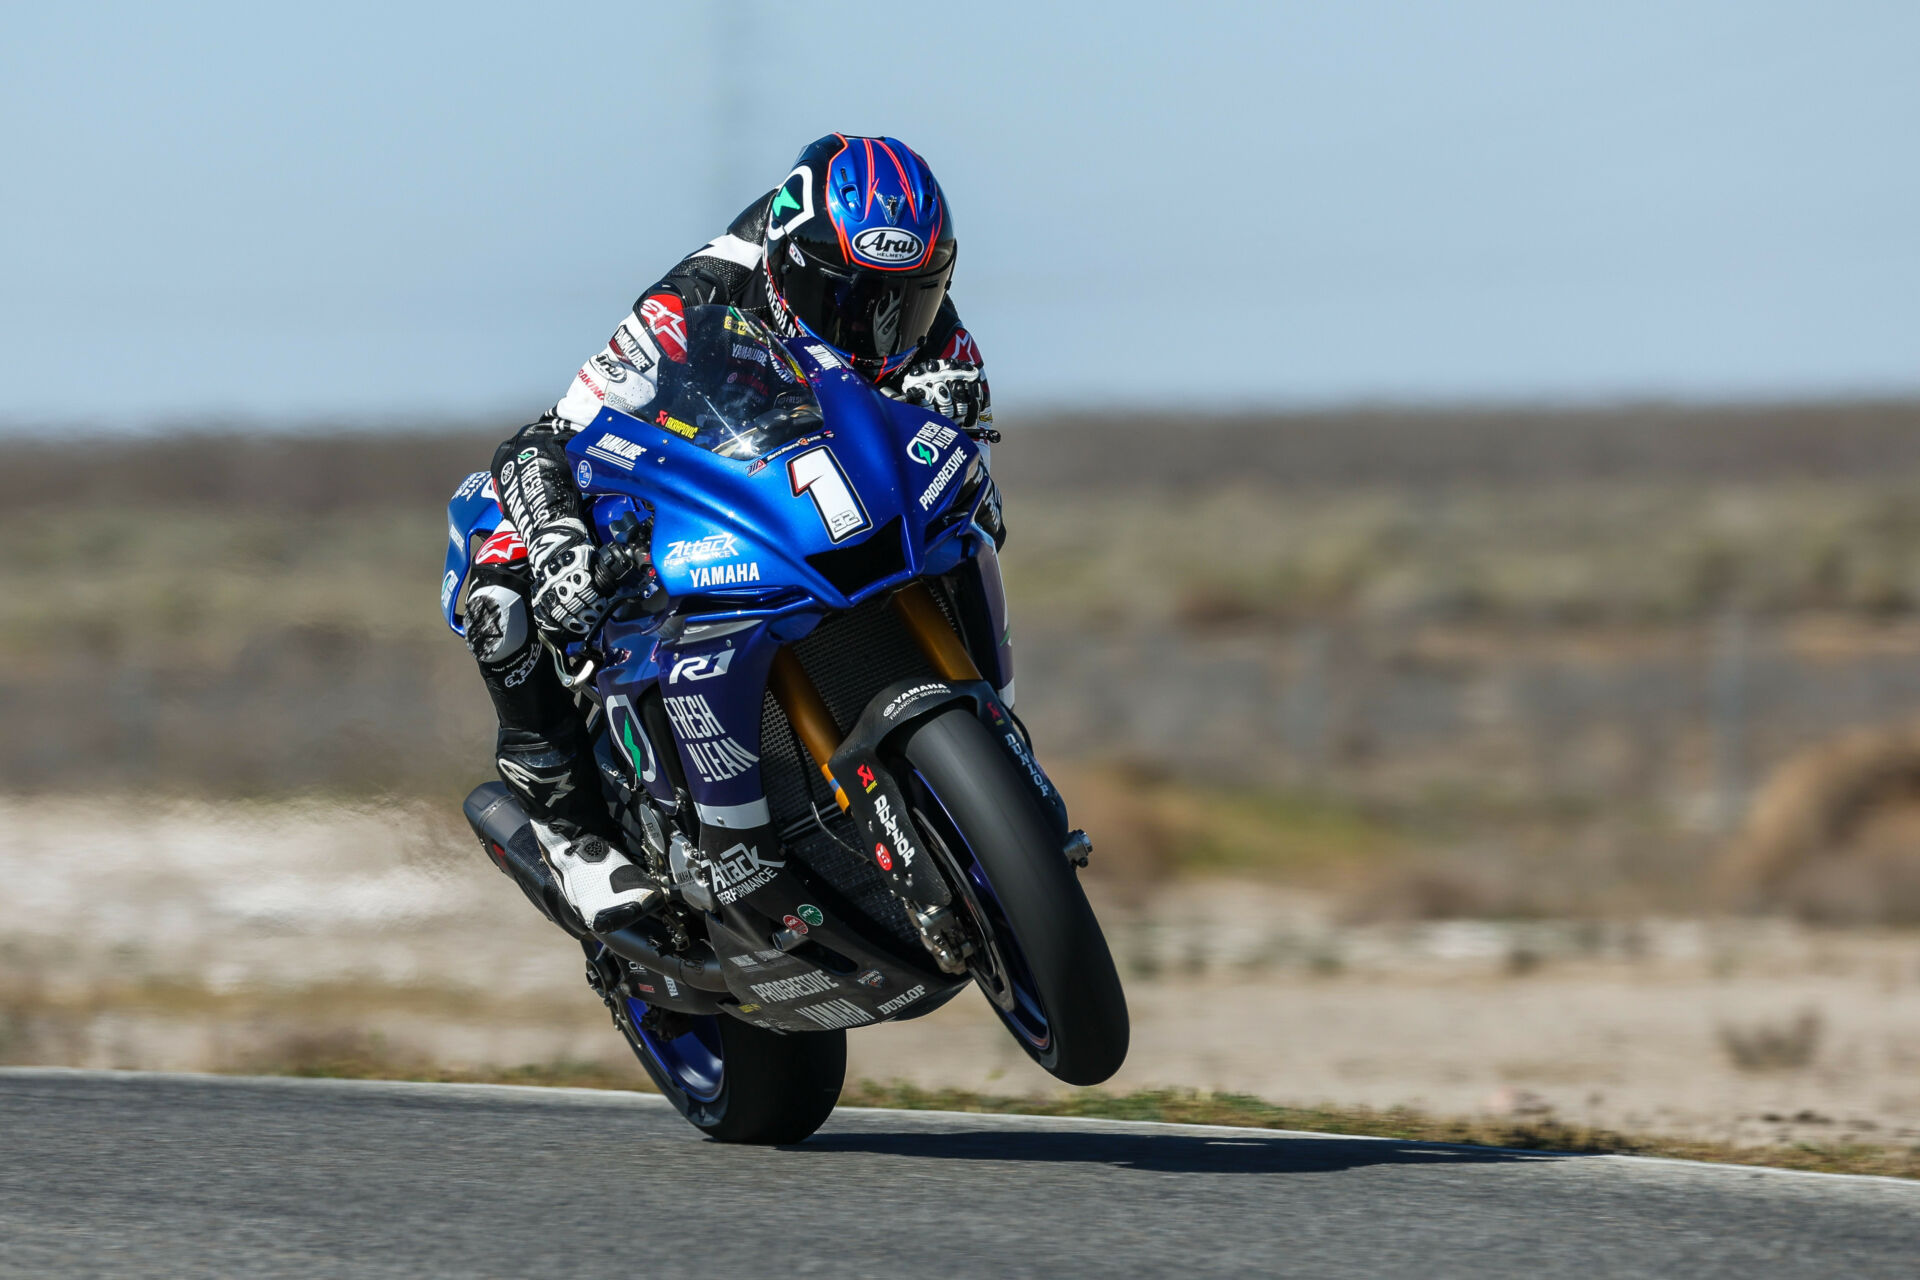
[566,356,983,616]
[440,469,506,636]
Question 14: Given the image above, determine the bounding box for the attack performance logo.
[708,841,785,904]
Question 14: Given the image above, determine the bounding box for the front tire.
[898,707,1130,1085]
[612,1001,845,1144]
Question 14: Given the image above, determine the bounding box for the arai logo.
[852,227,925,264]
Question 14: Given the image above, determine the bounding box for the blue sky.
[2,1,1915,427]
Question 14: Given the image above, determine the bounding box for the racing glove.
[495,439,612,642]
[893,358,985,431]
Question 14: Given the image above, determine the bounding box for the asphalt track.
[1,1070,1914,1278]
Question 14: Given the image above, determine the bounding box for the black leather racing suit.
[465,193,992,835]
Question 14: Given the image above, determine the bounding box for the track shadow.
[798,1127,1580,1175]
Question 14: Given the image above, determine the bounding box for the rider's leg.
[465,554,658,932]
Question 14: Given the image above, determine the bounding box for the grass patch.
[1151,783,1403,879]
[842,1083,1920,1179]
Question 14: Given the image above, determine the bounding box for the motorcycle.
[440,304,1128,1143]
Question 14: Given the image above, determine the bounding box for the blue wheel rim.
[629,1001,725,1102]
[912,771,1053,1051]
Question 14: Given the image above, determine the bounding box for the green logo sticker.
[766,165,815,240]
[908,439,939,466]
[797,904,824,927]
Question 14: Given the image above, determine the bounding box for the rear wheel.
[611,1001,845,1144]
[898,707,1130,1085]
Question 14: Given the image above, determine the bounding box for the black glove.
[895,358,985,430]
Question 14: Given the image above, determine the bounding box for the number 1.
[789,447,871,543]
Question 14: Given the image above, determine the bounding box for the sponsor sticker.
[586,432,646,470]
[575,459,593,488]
[941,329,982,366]
[882,682,948,721]
[874,843,893,872]
[856,969,887,990]
[655,410,696,439]
[639,294,688,362]
[852,227,926,265]
[611,323,659,372]
[474,529,527,565]
[661,532,738,566]
[766,165,816,241]
[1003,731,1052,799]
[667,650,735,683]
[796,904,824,927]
[804,343,844,371]
[708,841,786,904]
[663,693,759,783]
[440,569,459,611]
[909,420,957,468]
[454,470,489,500]
[917,449,965,511]
[687,562,761,588]
[748,971,837,1003]
[795,998,872,1030]
[857,764,878,793]
[873,793,918,867]
[781,913,809,935]
[608,697,656,782]
[877,984,927,1016]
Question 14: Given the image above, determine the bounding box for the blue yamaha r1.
[442,306,1128,1143]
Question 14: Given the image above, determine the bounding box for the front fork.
[769,580,982,809]
[768,580,1030,974]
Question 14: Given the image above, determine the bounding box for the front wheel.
[611,1000,845,1144]
[898,707,1130,1085]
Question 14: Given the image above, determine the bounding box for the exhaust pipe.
[462,782,730,993]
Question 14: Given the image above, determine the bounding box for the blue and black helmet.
[764,134,956,379]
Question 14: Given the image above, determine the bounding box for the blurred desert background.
[7,405,1920,1155]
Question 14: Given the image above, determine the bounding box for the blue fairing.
[568,340,981,614]
[439,308,994,839]
[580,328,988,828]
[441,469,505,637]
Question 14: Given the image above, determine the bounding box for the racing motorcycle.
[440,305,1128,1144]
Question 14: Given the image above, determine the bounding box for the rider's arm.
[885,297,994,434]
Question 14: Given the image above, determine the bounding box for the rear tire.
[899,707,1130,1085]
[612,1001,845,1144]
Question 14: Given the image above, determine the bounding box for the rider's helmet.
[763,134,956,381]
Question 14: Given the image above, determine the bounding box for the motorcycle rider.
[462,134,994,933]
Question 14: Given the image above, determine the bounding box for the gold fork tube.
[891,582,981,682]
[768,647,850,811]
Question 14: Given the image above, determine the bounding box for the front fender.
[828,677,1070,899]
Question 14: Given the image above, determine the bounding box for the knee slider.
[465,584,531,665]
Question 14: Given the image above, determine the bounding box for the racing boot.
[531,819,663,933]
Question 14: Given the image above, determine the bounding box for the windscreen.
[620,305,823,461]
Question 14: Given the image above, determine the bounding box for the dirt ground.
[4,796,1917,1150]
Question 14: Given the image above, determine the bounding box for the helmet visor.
[780,257,953,366]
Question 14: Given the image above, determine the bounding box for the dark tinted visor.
[782,259,953,365]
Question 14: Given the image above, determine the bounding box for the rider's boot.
[467,558,662,934]
[530,818,662,933]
